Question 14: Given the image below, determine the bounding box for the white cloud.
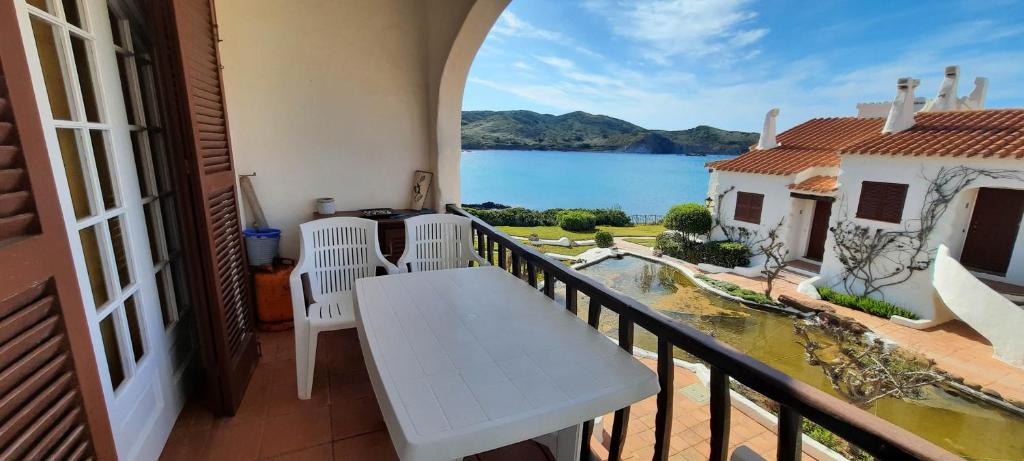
[583,0,768,64]
[491,11,604,59]
[535,55,576,70]
[491,12,564,41]
[512,61,534,71]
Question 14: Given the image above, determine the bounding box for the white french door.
[15,0,193,459]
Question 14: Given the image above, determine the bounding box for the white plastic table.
[354,266,659,461]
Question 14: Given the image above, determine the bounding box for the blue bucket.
[243,228,281,265]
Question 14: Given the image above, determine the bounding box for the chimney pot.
[883,78,919,133]
[757,108,780,150]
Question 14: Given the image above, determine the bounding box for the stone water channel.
[556,255,1024,460]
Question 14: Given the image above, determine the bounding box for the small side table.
[311,208,435,264]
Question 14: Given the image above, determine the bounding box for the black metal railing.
[450,204,959,461]
[629,214,662,225]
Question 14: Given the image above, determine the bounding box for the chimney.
[927,65,960,112]
[883,78,920,134]
[963,76,988,110]
[757,108,780,149]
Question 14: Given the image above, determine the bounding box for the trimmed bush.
[592,208,631,226]
[464,206,634,227]
[557,210,597,232]
[663,203,712,236]
[594,230,614,248]
[695,274,781,306]
[654,233,751,267]
[817,287,918,320]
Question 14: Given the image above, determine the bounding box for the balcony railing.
[447,204,959,461]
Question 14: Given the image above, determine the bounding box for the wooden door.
[960,188,1024,275]
[804,200,832,261]
[149,0,258,415]
[0,2,116,458]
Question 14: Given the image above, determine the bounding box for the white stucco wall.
[215,0,503,258]
[708,170,828,266]
[818,155,1024,319]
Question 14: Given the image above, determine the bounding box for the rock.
[982,388,1003,400]
[966,382,983,391]
[779,294,835,314]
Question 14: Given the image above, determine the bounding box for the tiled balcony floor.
[161,328,820,461]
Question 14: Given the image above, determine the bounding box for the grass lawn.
[622,237,656,247]
[527,243,595,257]
[497,224,666,240]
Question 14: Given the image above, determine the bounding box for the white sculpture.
[924,65,960,112]
[962,77,988,110]
[757,108,780,150]
[883,77,920,133]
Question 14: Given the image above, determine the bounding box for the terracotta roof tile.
[788,175,838,194]
[706,117,885,175]
[841,109,1024,158]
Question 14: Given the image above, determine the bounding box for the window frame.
[855,181,909,224]
[733,191,764,224]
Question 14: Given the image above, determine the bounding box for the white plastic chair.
[289,217,399,399]
[397,214,490,272]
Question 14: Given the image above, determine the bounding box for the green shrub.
[592,208,631,226]
[654,233,751,267]
[696,274,781,306]
[557,210,597,232]
[594,230,614,248]
[817,287,918,319]
[465,206,633,227]
[663,203,712,236]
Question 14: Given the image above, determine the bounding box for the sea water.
[460,150,733,214]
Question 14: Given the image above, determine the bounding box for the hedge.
[817,287,918,320]
[695,274,781,306]
[557,210,597,231]
[594,230,614,248]
[654,233,750,268]
[663,203,712,236]
[464,206,632,227]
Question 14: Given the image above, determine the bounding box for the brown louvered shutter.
[734,191,763,224]
[148,0,258,414]
[856,181,908,223]
[0,3,116,458]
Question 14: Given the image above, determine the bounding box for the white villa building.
[706,66,1024,366]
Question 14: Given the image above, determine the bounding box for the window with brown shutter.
[0,3,116,457]
[150,0,258,415]
[734,192,764,224]
[856,181,908,223]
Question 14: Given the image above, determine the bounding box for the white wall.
[709,170,817,266]
[215,0,495,257]
[818,155,1024,319]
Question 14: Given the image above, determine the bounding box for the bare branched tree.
[832,166,1024,298]
[710,187,790,296]
[795,321,942,406]
[750,219,789,297]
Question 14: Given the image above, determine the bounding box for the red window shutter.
[857,182,907,223]
[734,192,763,224]
[0,4,116,458]
[151,0,258,415]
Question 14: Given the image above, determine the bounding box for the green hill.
[461,110,757,155]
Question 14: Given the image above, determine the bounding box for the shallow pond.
[564,255,1024,460]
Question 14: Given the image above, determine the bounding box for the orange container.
[254,261,295,331]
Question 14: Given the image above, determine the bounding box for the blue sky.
[462,0,1024,132]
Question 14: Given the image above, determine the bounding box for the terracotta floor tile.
[332,430,398,461]
[264,443,333,461]
[260,406,332,458]
[330,394,386,440]
[204,417,265,461]
[266,375,330,418]
[159,426,209,461]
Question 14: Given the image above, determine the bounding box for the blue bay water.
[460,150,734,215]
